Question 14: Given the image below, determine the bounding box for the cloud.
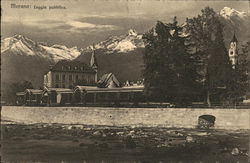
[66,20,118,30]
[2,17,119,34]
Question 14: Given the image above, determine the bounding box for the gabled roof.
[50,60,96,73]
[97,73,120,88]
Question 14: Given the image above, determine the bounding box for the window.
[69,75,72,81]
[56,74,59,81]
[75,66,78,70]
[55,84,59,88]
[62,84,65,88]
[76,75,78,81]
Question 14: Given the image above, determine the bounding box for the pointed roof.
[97,73,120,88]
[231,33,238,43]
[90,44,98,68]
[108,80,117,88]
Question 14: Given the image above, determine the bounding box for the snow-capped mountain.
[83,29,144,54]
[1,35,81,62]
[220,7,248,20]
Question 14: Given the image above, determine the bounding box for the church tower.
[228,33,238,69]
[90,44,98,83]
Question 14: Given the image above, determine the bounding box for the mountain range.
[1,7,249,89]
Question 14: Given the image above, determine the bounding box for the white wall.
[2,106,249,130]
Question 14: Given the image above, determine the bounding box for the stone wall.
[1,106,249,130]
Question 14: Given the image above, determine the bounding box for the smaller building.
[73,85,144,106]
[16,89,43,106]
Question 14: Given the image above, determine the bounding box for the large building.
[44,50,98,88]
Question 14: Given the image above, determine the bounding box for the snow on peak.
[1,35,81,62]
[113,39,137,53]
[1,35,37,56]
[83,30,144,54]
[220,7,247,19]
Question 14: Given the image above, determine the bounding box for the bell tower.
[228,33,238,69]
[90,44,98,83]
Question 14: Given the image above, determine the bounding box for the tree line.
[142,7,249,107]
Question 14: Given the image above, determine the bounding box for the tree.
[186,7,232,107]
[142,17,200,104]
[2,81,34,104]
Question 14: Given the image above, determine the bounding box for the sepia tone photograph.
[1,0,250,162]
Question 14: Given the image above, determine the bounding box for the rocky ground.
[1,121,249,163]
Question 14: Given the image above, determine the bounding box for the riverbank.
[1,122,249,162]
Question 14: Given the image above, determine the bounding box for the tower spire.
[231,32,238,43]
[90,43,98,68]
[90,43,98,83]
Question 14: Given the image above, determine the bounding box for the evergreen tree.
[143,18,200,104]
[186,7,232,106]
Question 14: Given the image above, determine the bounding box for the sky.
[1,0,249,48]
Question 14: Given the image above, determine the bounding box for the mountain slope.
[76,48,145,83]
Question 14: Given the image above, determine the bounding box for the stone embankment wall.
[1,106,249,130]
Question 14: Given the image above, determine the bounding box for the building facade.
[44,50,98,88]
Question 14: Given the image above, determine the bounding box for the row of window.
[55,74,93,82]
[62,66,86,71]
